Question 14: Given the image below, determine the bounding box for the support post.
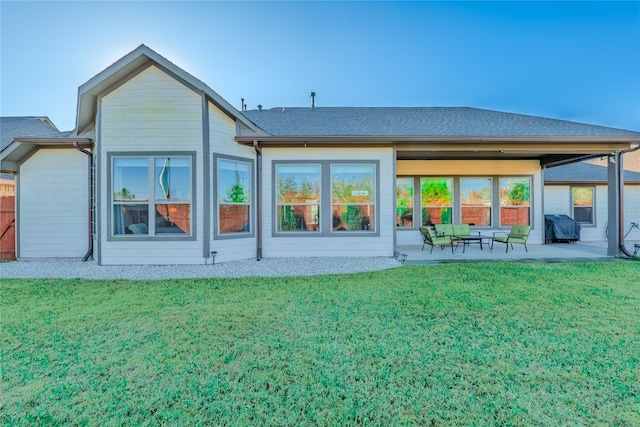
[607,153,621,256]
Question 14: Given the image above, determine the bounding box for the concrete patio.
[398,240,640,264]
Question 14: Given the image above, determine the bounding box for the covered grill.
[545,214,581,243]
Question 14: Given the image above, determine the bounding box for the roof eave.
[12,137,93,145]
[1,137,94,173]
[236,135,640,145]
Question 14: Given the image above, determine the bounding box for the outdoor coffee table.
[454,234,493,253]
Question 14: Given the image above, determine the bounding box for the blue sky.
[1,1,639,132]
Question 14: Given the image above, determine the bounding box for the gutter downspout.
[618,144,640,257]
[73,142,93,261]
[254,140,262,260]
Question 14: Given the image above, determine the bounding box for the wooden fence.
[0,196,16,261]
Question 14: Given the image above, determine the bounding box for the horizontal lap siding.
[209,103,257,262]
[99,65,205,265]
[544,184,640,242]
[262,147,395,258]
[625,187,640,237]
[19,150,88,258]
[543,186,571,217]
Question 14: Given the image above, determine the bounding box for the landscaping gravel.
[1,257,403,280]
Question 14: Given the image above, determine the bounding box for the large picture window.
[331,164,375,232]
[111,155,192,237]
[396,178,414,228]
[274,161,378,236]
[217,158,251,234]
[499,178,531,226]
[573,187,594,224]
[398,175,532,229]
[276,164,321,232]
[460,178,492,226]
[421,178,453,226]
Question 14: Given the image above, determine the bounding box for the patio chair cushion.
[434,224,454,237]
[452,224,471,237]
[435,223,471,238]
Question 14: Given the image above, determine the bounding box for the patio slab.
[398,240,639,264]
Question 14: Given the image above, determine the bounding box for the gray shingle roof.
[1,117,61,150]
[545,161,640,183]
[1,117,64,180]
[242,107,640,137]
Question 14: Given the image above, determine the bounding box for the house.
[0,117,61,197]
[544,155,640,242]
[0,117,62,260]
[2,45,639,265]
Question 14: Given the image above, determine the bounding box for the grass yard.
[2,262,639,426]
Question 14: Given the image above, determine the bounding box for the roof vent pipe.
[241,98,246,111]
[257,104,262,111]
[310,92,315,109]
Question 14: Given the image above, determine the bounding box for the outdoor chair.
[491,225,531,252]
[420,226,455,254]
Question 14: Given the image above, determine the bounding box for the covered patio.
[398,240,639,264]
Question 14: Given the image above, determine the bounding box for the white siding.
[542,186,571,217]
[625,186,640,236]
[19,149,88,258]
[261,147,395,258]
[544,184,640,242]
[209,102,257,263]
[396,160,544,246]
[99,65,205,265]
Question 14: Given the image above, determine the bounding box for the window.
[499,178,531,226]
[573,187,594,224]
[111,155,192,237]
[274,161,378,236]
[396,178,414,227]
[276,164,321,232]
[421,178,453,226]
[460,178,492,226]
[217,158,251,234]
[331,164,375,232]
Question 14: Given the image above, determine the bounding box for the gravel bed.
[0,257,403,280]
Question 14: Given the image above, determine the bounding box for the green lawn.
[2,262,639,426]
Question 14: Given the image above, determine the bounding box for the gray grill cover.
[545,214,581,242]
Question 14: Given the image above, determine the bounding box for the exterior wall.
[18,149,88,258]
[396,160,544,246]
[98,65,204,265]
[544,184,640,242]
[208,101,257,263]
[261,147,395,257]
